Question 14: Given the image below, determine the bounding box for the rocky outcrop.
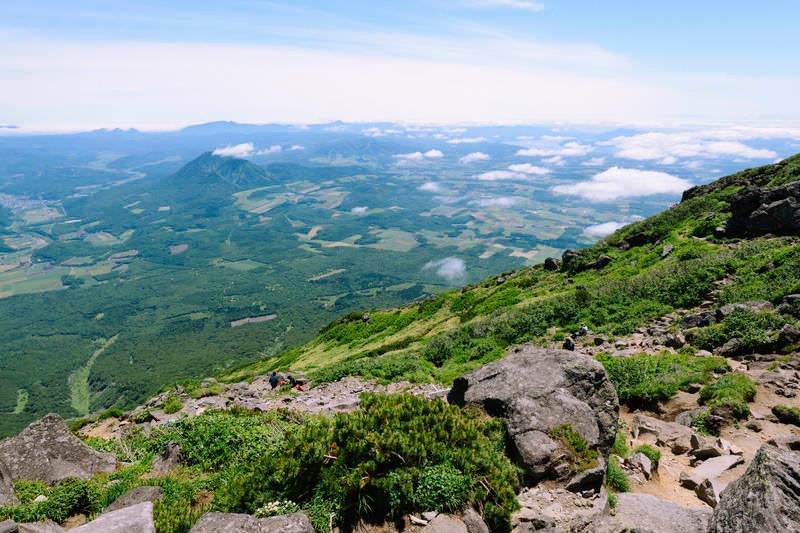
[447,345,618,487]
[17,520,65,533]
[726,180,800,237]
[0,414,116,483]
[71,501,154,533]
[421,514,468,532]
[188,512,315,533]
[708,445,800,532]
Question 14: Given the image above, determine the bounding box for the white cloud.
[447,137,488,144]
[543,155,564,166]
[469,196,521,207]
[583,221,626,237]
[257,144,282,155]
[476,170,525,181]
[350,206,368,214]
[289,144,305,151]
[213,142,254,158]
[516,141,594,157]
[424,149,444,158]
[423,257,467,283]
[460,152,491,164]
[393,151,426,163]
[582,157,606,166]
[419,182,444,192]
[469,0,545,12]
[552,166,692,202]
[507,163,549,175]
[607,131,779,162]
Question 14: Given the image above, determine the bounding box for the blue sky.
[2,1,800,130]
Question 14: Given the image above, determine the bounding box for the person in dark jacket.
[269,372,279,389]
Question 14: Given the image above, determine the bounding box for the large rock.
[726,180,800,237]
[680,454,744,490]
[708,445,800,532]
[0,414,116,483]
[606,493,711,533]
[71,501,154,533]
[0,460,18,506]
[461,508,490,533]
[0,520,18,533]
[17,522,65,533]
[104,486,163,513]
[631,414,694,454]
[448,345,618,485]
[188,512,315,533]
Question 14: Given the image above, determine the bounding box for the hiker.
[269,372,279,389]
[562,336,575,351]
[288,375,296,387]
[577,323,588,336]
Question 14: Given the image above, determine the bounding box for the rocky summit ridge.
[0,157,799,532]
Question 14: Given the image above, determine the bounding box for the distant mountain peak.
[169,151,272,190]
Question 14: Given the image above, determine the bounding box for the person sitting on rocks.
[269,372,279,389]
[577,323,589,336]
[288,375,296,388]
[562,336,575,350]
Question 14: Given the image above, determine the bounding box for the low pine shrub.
[605,456,630,493]
[161,394,183,415]
[548,424,598,474]
[632,444,661,464]
[698,373,756,419]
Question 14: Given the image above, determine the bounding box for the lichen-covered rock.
[0,414,116,483]
[447,345,618,487]
[104,486,163,513]
[708,445,800,532]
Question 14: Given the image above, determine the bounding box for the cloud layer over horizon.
[552,166,692,202]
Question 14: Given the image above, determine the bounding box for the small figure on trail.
[577,323,589,336]
[269,372,279,389]
[562,337,575,351]
[288,375,296,387]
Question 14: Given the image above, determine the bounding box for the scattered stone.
[778,324,800,345]
[663,332,685,348]
[188,511,315,533]
[71,501,154,533]
[422,511,438,521]
[625,452,652,480]
[0,520,17,533]
[690,434,726,460]
[421,515,468,533]
[708,445,800,532]
[681,454,744,490]
[777,294,800,317]
[696,478,725,508]
[105,486,163,513]
[0,414,116,483]
[410,515,429,526]
[565,461,606,492]
[772,405,800,426]
[33,495,47,503]
[715,338,747,358]
[448,345,618,486]
[631,414,693,454]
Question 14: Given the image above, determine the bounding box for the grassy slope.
[220,154,800,385]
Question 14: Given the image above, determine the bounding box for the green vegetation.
[596,352,730,408]
[698,373,757,419]
[611,428,629,458]
[161,394,183,415]
[632,444,661,464]
[605,456,630,493]
[688,307,792,352]
[772,404,800,426]
[548,424,599,474]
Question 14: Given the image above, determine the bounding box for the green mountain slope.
[221,154,800,385]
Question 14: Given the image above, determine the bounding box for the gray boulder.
[631,414,693,454]
[17,522,65,533]
[150,442,183,474]
[188,512,315,533]
[716,300,774,320]
[0,460,18,506]
[0,414,116,483]
[104,486,163,513]
[696,478,725,508]
[448,345,618,486]
[726,180,800,237]
[461,508,490,533]
[611,493,711,533]
[0,520,18,533]
[71,501,153,533]
[708,445,800,532]
[421,515,468,532]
